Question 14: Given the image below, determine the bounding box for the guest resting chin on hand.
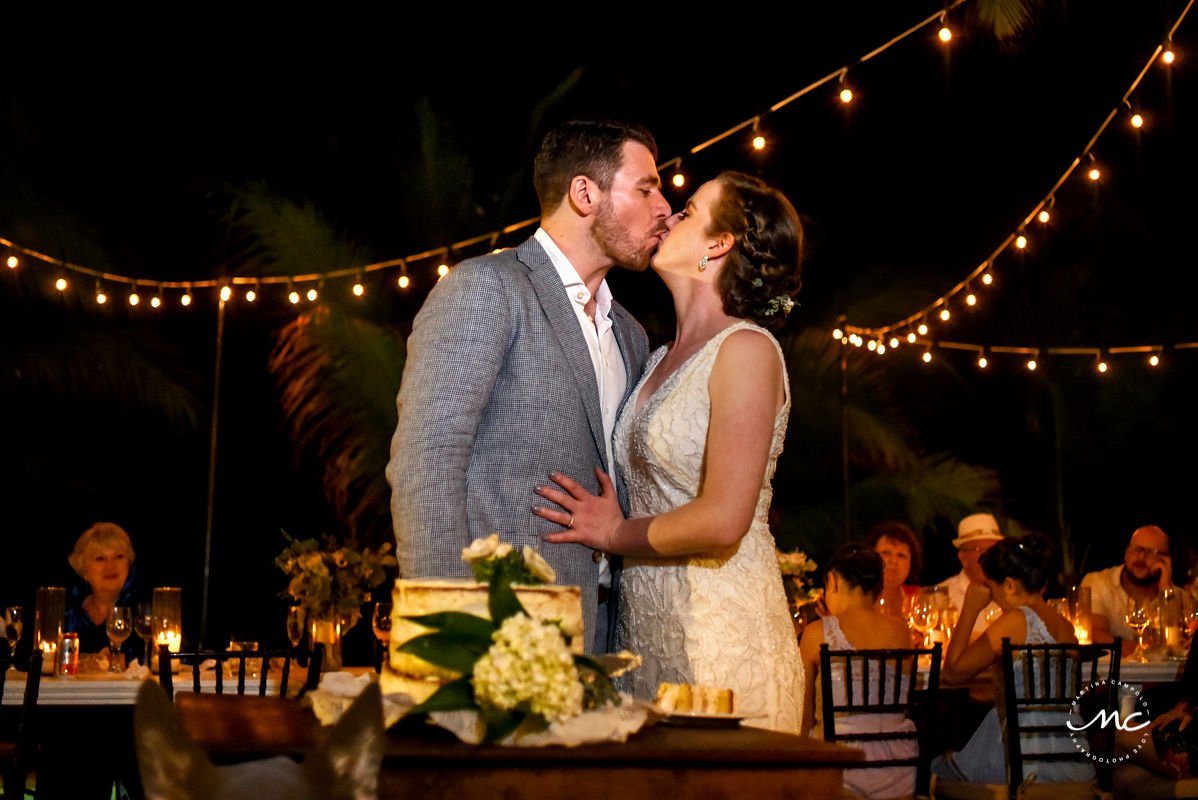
[63,522,143,667]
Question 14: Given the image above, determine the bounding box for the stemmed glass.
[3,606,24,669]
[106,606,133,673]
[372,602,392,672]
[285,605,306,651]
[134,602,154,669]
[1125,598,1152,664]
[908,592,940,648]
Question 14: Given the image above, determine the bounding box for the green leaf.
[403,611,496,639]
[480,706,526,743]
[396,631,490,673]
[406,678,475,715]
[488,574,527,626]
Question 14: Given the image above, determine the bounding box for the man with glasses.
[936,513,1004,637]
[1082,525,1173,644]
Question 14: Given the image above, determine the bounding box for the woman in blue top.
[63,522,143,666]
[932,532,1087,784]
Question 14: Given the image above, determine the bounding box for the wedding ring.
[568,515,575,529]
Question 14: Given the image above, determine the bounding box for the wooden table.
[1,671,284,706]
[379,720,863,800]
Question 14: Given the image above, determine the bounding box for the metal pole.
[200,298,226,647]
[838,316,850,542]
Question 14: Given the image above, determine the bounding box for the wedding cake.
[381,577,583,703]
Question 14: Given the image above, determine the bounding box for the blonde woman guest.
[64,522,143,663]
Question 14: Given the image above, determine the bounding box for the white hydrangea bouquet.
[398,535,646,746]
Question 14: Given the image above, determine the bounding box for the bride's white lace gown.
[615,321,803,732]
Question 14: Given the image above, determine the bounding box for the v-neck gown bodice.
[613,321,803,732]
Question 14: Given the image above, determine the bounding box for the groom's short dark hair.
[533,120,658,215]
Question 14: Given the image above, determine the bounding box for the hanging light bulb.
[307,286,318,302]
[752,134,766,150]
[1097,360,1108,373]
[1038,209,1051,224]
[151,295,161,308]
[6,255,17,269]
[1131,113,1144,129]
[978,354,988,369]
[1088,167,1101,181]
[1026,359,1037,371]
[129,289,140,306]
[982,271,994,286]
[181,293,192,306]
[832,328,843,340]
[288,290,300,304]
[672,172,685,188]
[907,331,917,344]
[55,277,68,292]
[245,287,257,302]
[889,336,899,349]
[840,86,853,103]
[917,322,928,336]
[966,292,977,306]
[1163,46,1175,65]
[867,339,878,351]
[876,343,886,355]
[398,274,410,289]
[1149,353,1160,367]
[939,308,950,321]
[922,351,932,363]
[437,264,450,278]
[219,285,232,302]
[938,24,952,42]
[1015,234,1028,249]
[95,282,107,304]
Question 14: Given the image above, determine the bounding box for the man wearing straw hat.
[936,512,1004,637]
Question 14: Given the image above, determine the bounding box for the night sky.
[2,3,1195,645]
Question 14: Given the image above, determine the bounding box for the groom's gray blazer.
[387,236,650,652]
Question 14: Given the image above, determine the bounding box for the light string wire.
[839,0,1195,364]
[0,1,968,302]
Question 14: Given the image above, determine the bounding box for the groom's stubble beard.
[592,197,656,272]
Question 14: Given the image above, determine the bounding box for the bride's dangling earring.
[698,253,708,272]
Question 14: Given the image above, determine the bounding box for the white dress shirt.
[534,228,627,587]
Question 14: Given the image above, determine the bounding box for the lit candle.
[1073,621,1092,645]
[39,640,57,674]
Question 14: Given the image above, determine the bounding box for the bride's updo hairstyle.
[824,543,885,600]
[708,171,804,331]
[979,532,1056,594]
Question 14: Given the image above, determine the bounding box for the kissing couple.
[388,119,805,732]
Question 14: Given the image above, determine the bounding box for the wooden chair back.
[159,645,322,700]
[1,651,43,798]
[819,641,941,774]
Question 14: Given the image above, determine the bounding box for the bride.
[534,170,805,732]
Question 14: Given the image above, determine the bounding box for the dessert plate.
[655,707,765,728]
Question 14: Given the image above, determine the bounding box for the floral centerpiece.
[275,533,396,666]
[776,547,822,614]
[398,535,634,744]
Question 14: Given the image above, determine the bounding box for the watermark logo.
[1067,679,1151,764]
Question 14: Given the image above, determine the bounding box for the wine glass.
[908,593,940,648]
[106,606,133,673]
[3,606,24,668]
[372,602,392,672]
[1125,598,1151,664]
[134,602,154,668]
[285,605,306,650]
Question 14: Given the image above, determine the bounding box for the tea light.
[39,640,57,674]
[1073,621,1092,645]
[155,629,181,653]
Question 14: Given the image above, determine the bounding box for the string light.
[437,264,450,278]
[978,354,988,369]
[938,25,952,43]
[95,281,107,305]
[219,285,232,302]
[1163,44,1176,64]
[889,337,899,349]
[245,281,257,302]
[397,274,410,289]
[55,277,67,292]
[832,328,844,340]
[1131,113,1144,129]
[5,255,17,269]
[840,86,854,104]
[1026,359,1037,371]
[1087,154,1102,181]
[1015,234,1028,249]
[151,294,161,309]
[981,272,994,286]
[1149,353,1160,367]
[1097,359,1108,373]
[288,290,299,304]
[306,286,318,302]
[939,307,950,321]
[876,343,886,354]
[917,322,929,336]
[922,351,932,363]
[180,284,192,306]
[672,172,685,188]
[907,331,917,344]
[966,292,977,306]
[128,288,140,306]
[867,339,878,351]
[752,134,766,150]
[1038,209,1050,224]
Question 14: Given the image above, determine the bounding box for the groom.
[386,120,669,652]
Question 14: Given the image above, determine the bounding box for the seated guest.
[64,522,143,666]
[935,513,1003,637]
[800,544,918,800]
[1082,525,1172,650]
[867,521,923,620]
[932,533,1089,784]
